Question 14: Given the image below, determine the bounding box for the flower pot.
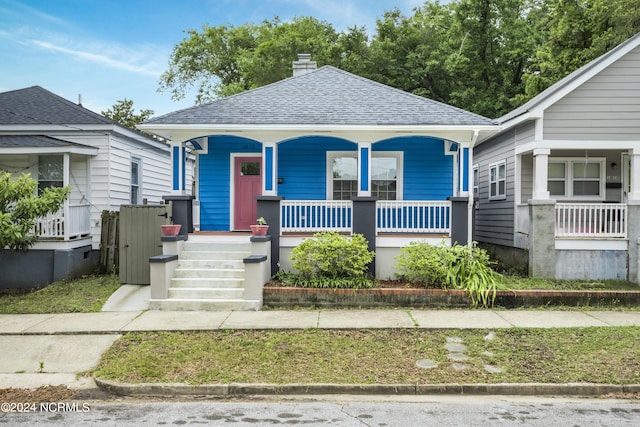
[250,224,269,236]
[161,224,182,236]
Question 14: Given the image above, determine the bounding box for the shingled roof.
[0,86,112,125]
[0,135,93,149]
[145,66,495,127]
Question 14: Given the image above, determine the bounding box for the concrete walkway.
[2,309,640,392]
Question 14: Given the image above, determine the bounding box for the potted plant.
[161,223,181,236]
[250,217,269,236]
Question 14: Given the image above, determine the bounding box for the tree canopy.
[158,0,640,118]
[102,99,154,129]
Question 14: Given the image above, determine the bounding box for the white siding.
[545,46,640,140]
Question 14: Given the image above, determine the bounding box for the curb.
[95,377,640,398]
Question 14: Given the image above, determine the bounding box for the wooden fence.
[99,210,119,273]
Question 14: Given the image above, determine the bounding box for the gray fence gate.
[119,204,168,284]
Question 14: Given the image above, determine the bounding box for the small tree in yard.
[0,171,69,251]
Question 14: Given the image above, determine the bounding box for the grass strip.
[0,274,121,314]
[93,327,640,385]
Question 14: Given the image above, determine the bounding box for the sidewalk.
[2,309,640,334]
[1,309,639,394]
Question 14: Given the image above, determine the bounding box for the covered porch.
[516,145,640,280]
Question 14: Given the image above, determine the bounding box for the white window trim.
[488,160,507,201]
[548,157,606,200]
[326,151,403,200]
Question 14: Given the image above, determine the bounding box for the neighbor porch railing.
[555,202,627,238]
[377,200,451,233]
[281,200,353,233]
[35,203,91,240]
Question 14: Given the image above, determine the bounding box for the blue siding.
[374,136,453,200]
[360,147,369,192]
[199,136,261,230]
[265,146,274,192]
[172,146,180,191]
[278,136,356,199]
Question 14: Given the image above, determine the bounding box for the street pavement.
[1,284,640,393]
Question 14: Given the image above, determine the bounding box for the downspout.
[468,130,479,245]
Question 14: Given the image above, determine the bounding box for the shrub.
[395,241,501,308]
[395,241,454,285]
[446,244,501,308]
[288,232,375,289]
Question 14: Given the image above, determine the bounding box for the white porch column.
[357,142,372,197]
[532,148,550,200]
[262,142,277,196]
[63,153,70,240]
[628,148,640,202]
[170,140,185,194]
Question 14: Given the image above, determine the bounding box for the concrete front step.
[177,259,244,270]
[173,268,244,279]
[183,242,252,252]
[168,287,245,299]
[180,250,251,260]
[149,298,261,311]
[170,278,245,289]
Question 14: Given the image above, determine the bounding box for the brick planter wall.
[263,287,640,309]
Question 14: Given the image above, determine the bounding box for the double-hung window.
[131,158,141,204]
[328,152,402,200]
[489,160,506,200]
[38,155,63,194]
[548,158,604,199]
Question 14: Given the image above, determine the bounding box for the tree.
[158,17,371,103]
[519,0,640,104]
[102,99,154,129]
[0,171,69,251]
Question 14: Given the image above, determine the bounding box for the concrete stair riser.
[170,278,245,289]
[177,259,245,269]
[180,251,251,260]
[183,242,251,252]
[149,299,261,311]
[168,288,245,300]
[173,268,244,279]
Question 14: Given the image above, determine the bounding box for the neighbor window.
[131,158,141,203]
[329,152,401,200]
[38,155,63,193]
[489,160,506,200]
[547,158,604,198]
[473,166,479,197]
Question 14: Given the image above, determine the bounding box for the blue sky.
[0,0,426,117]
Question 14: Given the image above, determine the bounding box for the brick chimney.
[292,54,317,76]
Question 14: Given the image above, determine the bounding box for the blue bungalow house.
[140,56,499,309]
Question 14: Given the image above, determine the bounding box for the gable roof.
[144,66,495,127]
[498,32,640,125]
[0,86,113,125]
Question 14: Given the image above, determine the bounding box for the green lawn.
[0,274,121,314]
[93,328,640,385]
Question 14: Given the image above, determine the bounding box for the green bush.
[291,232,374,278]
[395,241,501,308]
[287,232,375,289]
[395,241,454,285]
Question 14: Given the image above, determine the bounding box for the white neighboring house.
[0,86,192,289]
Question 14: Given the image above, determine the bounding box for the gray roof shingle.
[145,66,495,126]
[0,86,113,125]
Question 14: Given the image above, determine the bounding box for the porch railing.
[555,203,627,238]
[281,200,353,233]
[377,200,451,233]
[35,204,91,240]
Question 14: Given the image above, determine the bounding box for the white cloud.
[29,39,163,77]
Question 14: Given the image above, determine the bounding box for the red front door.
[234,157,262,230]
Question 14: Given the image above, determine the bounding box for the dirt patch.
[0,386,74,404]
